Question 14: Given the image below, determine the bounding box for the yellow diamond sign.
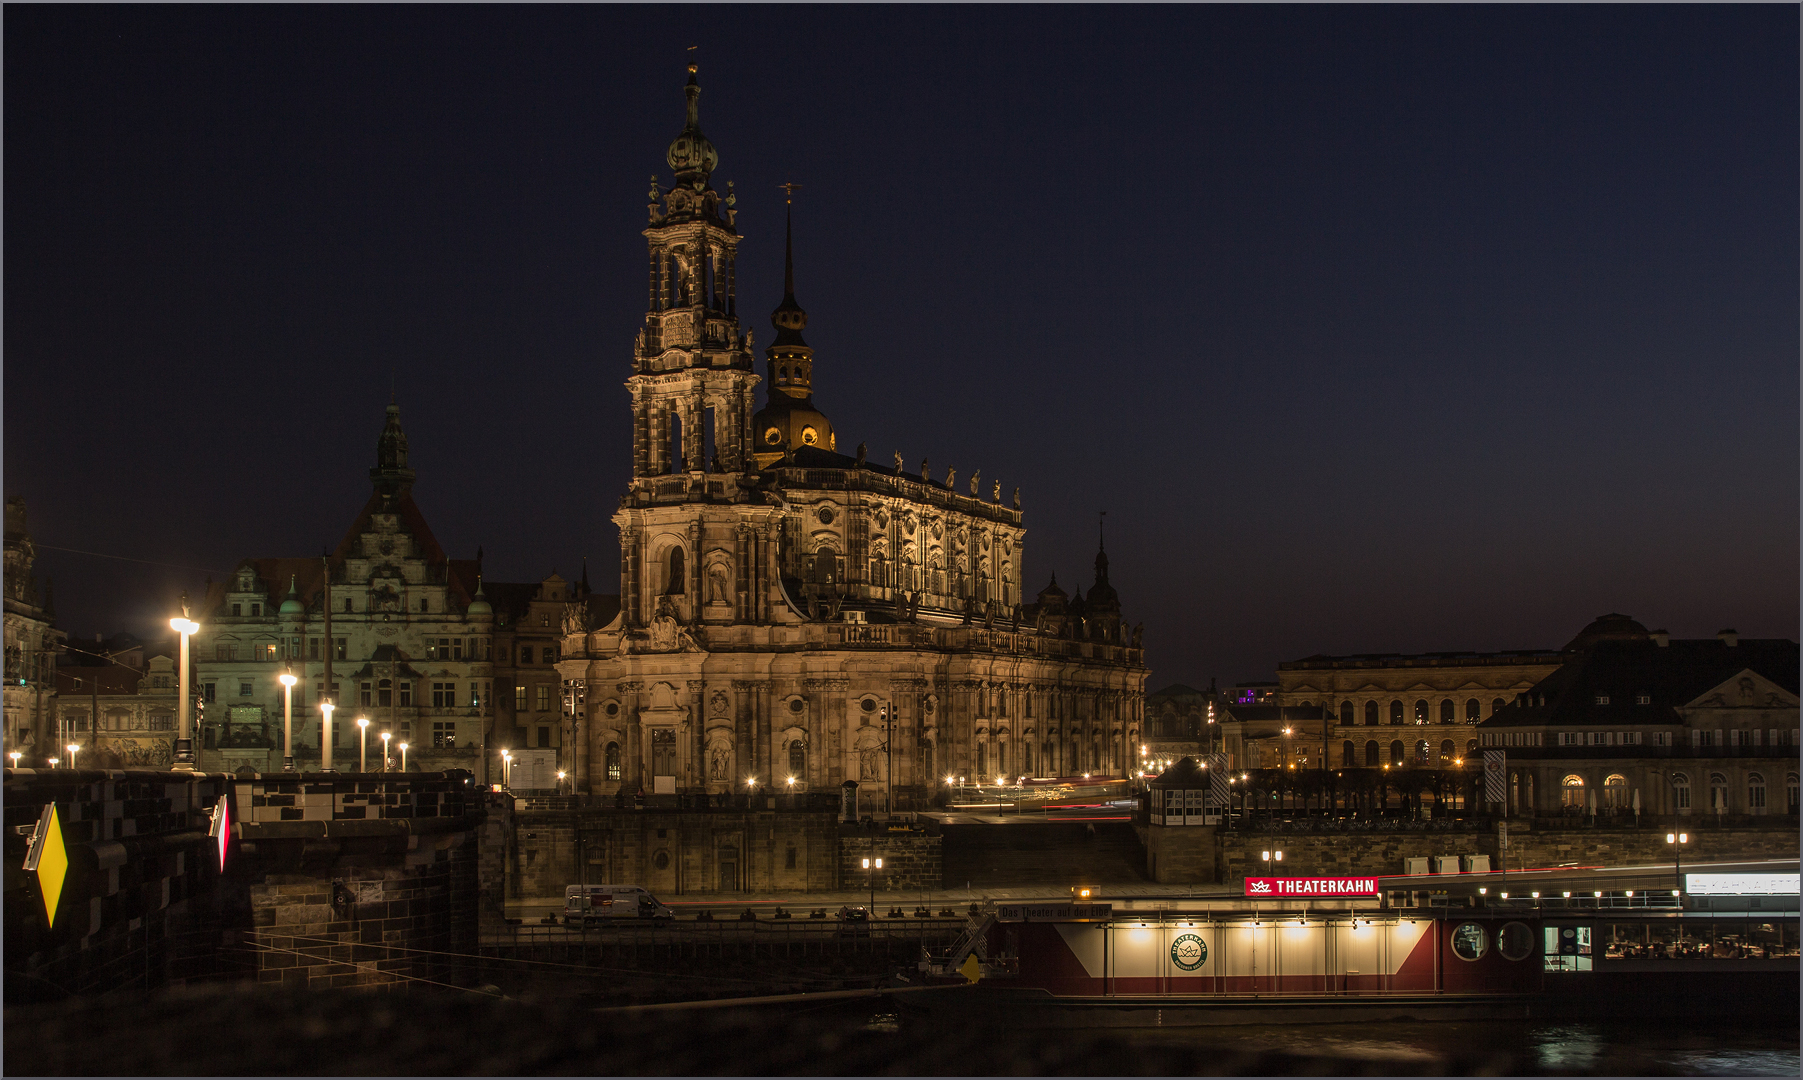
[22,803,68,928]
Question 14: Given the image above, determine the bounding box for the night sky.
[6,6,1797,689]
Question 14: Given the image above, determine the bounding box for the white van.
[563,884,676,924]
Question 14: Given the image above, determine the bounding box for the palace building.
[190,404,599,780]
[555,66,1147,806]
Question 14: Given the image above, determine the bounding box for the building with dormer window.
[190,405,592,780]
[1475,621,1799,820]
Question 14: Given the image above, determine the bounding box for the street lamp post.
[380,731,392,771]
[47,757,59,769]
[398,742,408,773]
[1667,831,1689,902]
[8,751,20,769]
[862,855,883,915]
[320,702,335,771]
[501,749,512,789]
[170,602,200,770]
[357,717,370,772]
[279,669,297,771]
[66,743,80,771]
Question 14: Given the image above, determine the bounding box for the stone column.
[623,534,642,628]
[688,680,705,793]
[622,684,644,794]
[734,526,751,623]
[733,681,755,789]
[685,394,704,472]
[686,522,701,619]
[574,693,590,793]
[631,399,650,479]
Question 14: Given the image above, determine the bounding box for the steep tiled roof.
[1477,637,1798,729]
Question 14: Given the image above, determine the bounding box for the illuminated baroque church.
[555,66,1147,804]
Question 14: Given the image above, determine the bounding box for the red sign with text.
[1244,877,1379,897]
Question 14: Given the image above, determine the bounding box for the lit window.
[1594,694,1610,706]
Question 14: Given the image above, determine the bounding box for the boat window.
[1451,921,1488,961]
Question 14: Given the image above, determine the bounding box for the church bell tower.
[629,61,760,479]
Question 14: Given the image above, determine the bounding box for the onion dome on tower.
[667,62,719,188]
[751,192,835,466]
[279,575,304,617]
[466,577,493,621]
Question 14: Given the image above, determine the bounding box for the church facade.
[555,67,1147,807]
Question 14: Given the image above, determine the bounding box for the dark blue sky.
[7,6,1797,687]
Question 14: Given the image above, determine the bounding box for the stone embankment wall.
[4,768,238,998]
[838,830,942,893]
[232,770,485,991]
[5,768,488,999]
[499,802,844,899]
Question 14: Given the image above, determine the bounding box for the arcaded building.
[556,67,1147,807]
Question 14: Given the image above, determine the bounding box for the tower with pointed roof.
[187,402,615,780]
[630,60,760,481]
[4,497,63,761]
[751,193,835,465]
[559,66,1148,815]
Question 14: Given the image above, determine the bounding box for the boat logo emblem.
[1171,933,1207,970]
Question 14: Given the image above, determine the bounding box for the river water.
[870,1008,1799,1076]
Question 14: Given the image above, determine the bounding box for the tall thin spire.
[778,182,801,303]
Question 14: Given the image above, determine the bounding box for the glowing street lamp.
[278,669,298,771]
[501,748,512,788]
[1667,831,1689,900]
[398,742,409,773]
[320,702,336,771]
[66,743,80,770]
[170,602,201,770]
[380,731,392,771]
[556,770,566,793]
[785,776,796,789]
[8,751,20,769]
[47,757,59,769]
[861,855,884,914]
[357,717,370,772]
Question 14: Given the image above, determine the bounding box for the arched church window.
[1414,739,1430,765]
[787,740,806,779]
[1390,740,1405,767]
[1414,700,1429,724]
[1440,699,1455,723]
[1389,701,1403,725]
[605,742,621,782]
[665,547,686,594]
[1342,740,1355,767]
[1365,740,1379,767]
[1466,699,1481,722]
[1340,701,1354,727]
[1440,739,1455,765]
[1364,701,1378,726]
